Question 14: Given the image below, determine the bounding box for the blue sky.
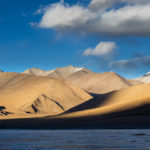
[0,0,150,78]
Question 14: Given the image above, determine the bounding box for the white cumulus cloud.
[83,42,117,56]
[39,2,96,30]
[36,0,150,36]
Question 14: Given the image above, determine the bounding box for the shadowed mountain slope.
[1,83,150,129]
[58,83,150,119]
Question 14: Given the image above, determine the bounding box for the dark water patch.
[0,130,150,150]
[131,140,136,142]
[133,133,146,136]
[144,140,149,142]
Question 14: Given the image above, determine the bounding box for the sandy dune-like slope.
[0,72,92,117]
[58,83,150,119]
[67,71,133,94]
[127,79,142,85]
[1,83,150,129]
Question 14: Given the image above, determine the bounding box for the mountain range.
[23,65,141,94]
[0,65,150,129]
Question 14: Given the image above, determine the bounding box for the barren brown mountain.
[23,66,91,79]
[1,83,150,129]
[24,66,137,94]
[0,72,92,118]
[67,71,133,94]
[48,65,92,79]
[57,83,150,119]
[23,68,54,76]
[1,66,149,129]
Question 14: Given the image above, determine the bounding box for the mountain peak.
[23,68,54,76]
[49,66,88,79]
[23,66,92,78]
[55,65,83,72]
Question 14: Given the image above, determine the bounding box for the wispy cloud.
[110,55,150,71]
[29,22,37,27]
